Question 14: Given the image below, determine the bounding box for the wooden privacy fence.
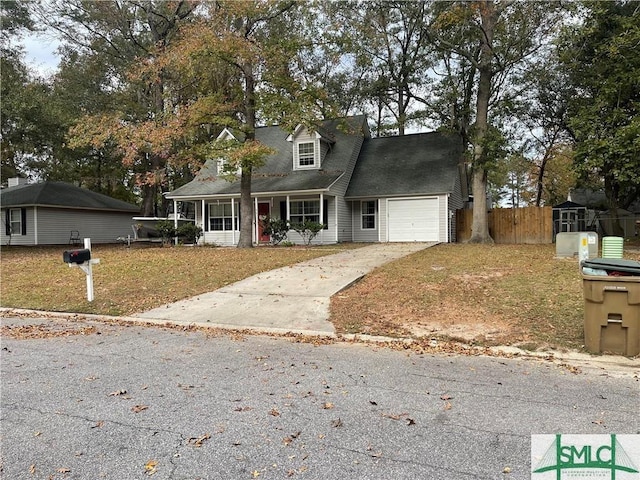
[456,206,553,244]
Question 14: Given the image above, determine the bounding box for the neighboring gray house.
[166,115,466,246]
[1,179,140,246]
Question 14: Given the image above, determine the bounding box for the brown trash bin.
[582,275,640,356]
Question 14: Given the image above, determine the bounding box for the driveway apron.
[133,243,435,334]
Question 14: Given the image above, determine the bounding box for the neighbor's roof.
[0,181,140,212]
[346,131,464,198]
[167,115,368,198]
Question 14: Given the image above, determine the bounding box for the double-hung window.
[9,208,23,235]
[361,200,376,229]
[290,200,320,224]
[297,142,316,168]
[208,203,239,231]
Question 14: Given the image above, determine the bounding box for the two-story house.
[166,115,466,245]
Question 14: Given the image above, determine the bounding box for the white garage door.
[388,198,439,242]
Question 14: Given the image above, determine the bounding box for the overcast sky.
[22,32,60,76]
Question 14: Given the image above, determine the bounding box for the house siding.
[448,174,464,243]
[351,199,379,242]
[38,208,135,244]
[336,196,352,242]
[1,207,35,246]
[330,135,363,243]
[2,207,135,245]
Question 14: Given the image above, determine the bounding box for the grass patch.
[0,243,360,316]
[3,242,639,352]
[330,243,640,350]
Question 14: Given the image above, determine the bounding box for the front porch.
[171,194,338,246]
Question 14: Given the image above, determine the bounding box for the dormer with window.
[287,124,335,171]
[215,128,242,177]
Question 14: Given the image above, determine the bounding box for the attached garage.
[387,197,439,242]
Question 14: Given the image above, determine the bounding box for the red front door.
[258,202,270,243]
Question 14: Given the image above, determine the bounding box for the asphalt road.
[1,317,638,480]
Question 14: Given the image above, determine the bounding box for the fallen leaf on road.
[188,433,211,447]
[91,421,105,429]
[132,405,148,413]
[57,467,71,473]
[108,389,127,397]
[269,408,280,417]
[444,401,453,410]
[331,418,343,428]
[145,460,157,475]
[29,464,35,474]
[406,418,416,426]
[440,394,453,401]
[322,402,334,409]
[381,412,408,420]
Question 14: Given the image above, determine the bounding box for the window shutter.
[4,211,10,235]
[280,201,287,220]
[323,199,328,230]
[21,208,27,235]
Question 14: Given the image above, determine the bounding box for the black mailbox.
[63,249,91,264]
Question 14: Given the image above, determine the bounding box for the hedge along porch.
[169,193,337,246]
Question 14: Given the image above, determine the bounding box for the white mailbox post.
[63,238,100,302]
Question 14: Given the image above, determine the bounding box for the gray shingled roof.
[168,116,368,198]
[0,182,140,212]
[345,132,463,198]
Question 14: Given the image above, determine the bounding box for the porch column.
[377,199,381,242]
[201,200,206,232]
[286,195,290,221]
[173,199,178,245]
[254,196,259,245]
[319,193,324,244]
[231,198,236,245]
[334,197,338,243]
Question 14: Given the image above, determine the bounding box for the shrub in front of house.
[177,223,203,245]
[261,217,290,245]
[290,220,325,246]
[156,220,177,245]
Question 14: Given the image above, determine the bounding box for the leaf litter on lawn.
[330,243,640,351]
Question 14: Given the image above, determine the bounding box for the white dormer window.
[216,158,242,177]
[215,128,242,177]
[288,125,323,170]
[297,142,316,167]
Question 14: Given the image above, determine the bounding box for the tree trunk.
[469,165,493,243]
[468,0,496,244]
[237,64,257,248]
[237,166,254,247]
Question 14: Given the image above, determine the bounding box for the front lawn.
[0,244,356,316]
[330,243,640,350]
[2,242,638,351]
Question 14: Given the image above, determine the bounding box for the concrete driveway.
[134,243,435,335]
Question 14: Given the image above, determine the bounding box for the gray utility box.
[556,232,598,258]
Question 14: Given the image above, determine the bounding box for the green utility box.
[582,275,640,356]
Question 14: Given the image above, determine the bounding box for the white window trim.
[216,158,242,177]
[293,139,319,170]
[289,199,321,224]
[207,201,240,232]
[361,200,376,230]
[9,208,22,236]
